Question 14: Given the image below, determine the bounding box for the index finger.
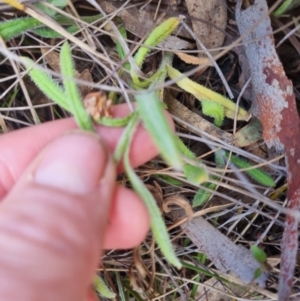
[0,104,173,198]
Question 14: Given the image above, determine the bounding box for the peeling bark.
[236,1,300,299]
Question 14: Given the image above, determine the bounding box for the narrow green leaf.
[60,42,94,131]
[214,149,227,167]
[224,152,275,187]
[135,91,182,169]
[95,112,135,127]
[22,57,70,112]
[93,275,116,299]
[32,24,78,38]
[251,245,267,264]
[54,14,103,25]
[124,138,182,269]
[175,136,195,159]
[113,112,139,164]
[273,0,300,16]
[0,17,41,40]
[32,14,103,38]
[131,17,181,84]
[134,17,181,68]
[253,267,263,279]
[175,137,208,184]
[115,20,127,60]
[34,0,67,17]
[192,182,217,207]
[115,273,126,301]
[155,174,183,186]
[0,13,102,41]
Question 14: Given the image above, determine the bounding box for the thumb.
[0,132,116,301]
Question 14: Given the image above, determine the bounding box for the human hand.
[0,104,172,301]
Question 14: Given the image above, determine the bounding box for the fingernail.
[34,132,110,194]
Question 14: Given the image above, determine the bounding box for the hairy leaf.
[22,57,70,111]
[60,42,94,131]
[175,137,208,184]
[93,275,116,299]
[135,91,182,169]
[134,17,181,68]
[131,17,181,84]
[124,145,182,269]
[167,65,250,121]
[0,17,41,40]
[201,99,224,126]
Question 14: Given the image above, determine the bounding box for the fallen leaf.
[184,0,227,54]
[159,36,193,50]
[168,207,268,287]
[78,69,93,96]
[99,1,154,38]
[40,47,61,73]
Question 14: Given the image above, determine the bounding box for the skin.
[0,104,174,301]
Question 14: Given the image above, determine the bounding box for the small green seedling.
[251,245,269,280]
[251,245,267,264]
[112,15,273,208]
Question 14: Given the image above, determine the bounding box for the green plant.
[273,0,300,16]
[21,12,276,274]
[250,245,268,279]
[93,274,116,299]
[192,149,275,207]
[0,0,102,41]
[167,65,251,126]
[22,39,184,269]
